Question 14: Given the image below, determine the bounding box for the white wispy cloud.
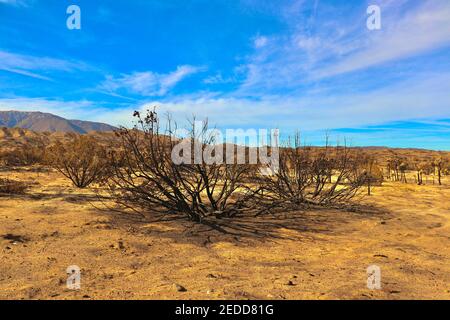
[316,0,450,79]
[239,0,450,91]
[129,71,450,133]
[0,50,88,81]
[203,72,236,84]
[254,36,268,48]
[0,0,27,5]
[100,65,205,97]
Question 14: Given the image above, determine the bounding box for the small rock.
[285,280,295,286]
[174,284,187,292]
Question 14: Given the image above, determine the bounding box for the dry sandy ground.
[0,168,449,300]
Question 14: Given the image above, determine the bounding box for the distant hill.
[0,127,118,152]
[0,111,117,134]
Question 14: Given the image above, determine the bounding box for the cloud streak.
[238,0,450,92]
[0,50,88,81]
[100,65,205,97]
[316,0,450,79]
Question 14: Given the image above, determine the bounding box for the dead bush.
[432,155,449,185]
[253,134,365,212]
[104,110,258,223]
[0,144,46,167]
[0,178,28,195]
[47,135,109,188]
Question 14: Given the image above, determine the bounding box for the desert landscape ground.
[1,164,449,300]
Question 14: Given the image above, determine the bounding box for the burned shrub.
[48,135,109,188]
[0,178,29,195]
[254,135,365,211]
[0,144,46,167]
[104,110,257,223]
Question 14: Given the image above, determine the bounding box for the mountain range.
[0,111,116,133]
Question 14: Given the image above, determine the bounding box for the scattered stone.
[285,280,295,286]
[374,254,388,258]
[206,273,217,279]
[118,241,125,250]
[2,233,28,243]
[174,284,187,292]
[27,287,41,298]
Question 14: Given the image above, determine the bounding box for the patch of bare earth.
[0,169,449,300]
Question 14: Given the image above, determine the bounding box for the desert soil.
[0,168,449,300]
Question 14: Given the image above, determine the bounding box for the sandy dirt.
[0,168,449,300]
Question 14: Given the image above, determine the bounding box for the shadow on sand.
[94,202,390,246]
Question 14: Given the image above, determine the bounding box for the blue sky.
[0,0,449,149]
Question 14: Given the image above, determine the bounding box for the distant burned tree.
[398,161,408,183]
[412,159,432,185]
[387,153,408,183]
[48,135,109,188]
[412,159,423,185]
[432,156,449,185]
[105,110,258,223]
[253,134,365,212]
[355,153,384,195]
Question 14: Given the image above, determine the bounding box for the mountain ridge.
[0,110,117,133]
